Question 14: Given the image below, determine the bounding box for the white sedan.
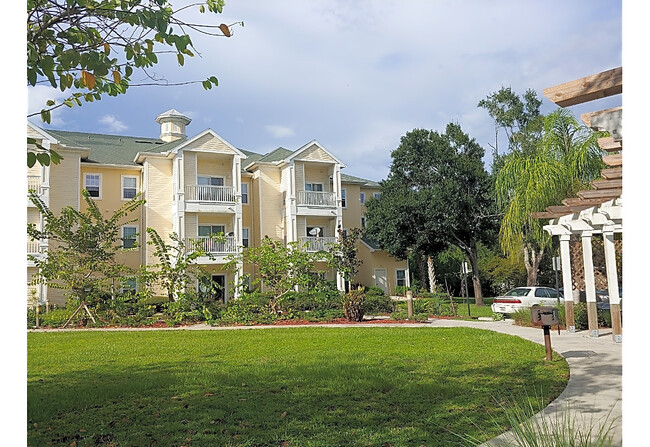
[491,287,564,315]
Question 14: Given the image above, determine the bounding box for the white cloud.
[27,86,69,127]
[99,115,128,133]
[265,125,295,138]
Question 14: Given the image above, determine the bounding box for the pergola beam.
[601,167,622,180]
[592,179,623,190]
[598,136,622,152]
[577,188,622,200]
[543,67,622,107]
[603,154,622,167]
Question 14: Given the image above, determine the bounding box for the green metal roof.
[340,173,380,188]
[256,147,293,163]
[47,130,179,166]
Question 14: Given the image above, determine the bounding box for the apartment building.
[27,110,409,306]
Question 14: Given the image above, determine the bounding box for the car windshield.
[504,288,531,297]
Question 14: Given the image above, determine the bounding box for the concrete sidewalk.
[428,319,622,446]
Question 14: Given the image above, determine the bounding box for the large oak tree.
[365,123,496,305]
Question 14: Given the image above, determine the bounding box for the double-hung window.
[122,226,138,249]
[84,174,101,198]
[360,192,365,204]
[305,183,323,192]
[241,183,249,204]
[373,192,381,199]
[197,176,225,201]
[242,228,249,248]
[396,269,407,287]
[122,176,138,199]
[341,188,347,208]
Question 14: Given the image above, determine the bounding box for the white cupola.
[155,109,192,142]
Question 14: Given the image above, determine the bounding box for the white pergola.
[533,67,623,343]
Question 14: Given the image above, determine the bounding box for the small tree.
[145,229,218,302]
[226,236,320,313]
[326,227,366,321]
[27,190,145,311]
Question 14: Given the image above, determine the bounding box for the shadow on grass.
[28,329,569,447]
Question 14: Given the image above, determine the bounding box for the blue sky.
[27,0,623,181]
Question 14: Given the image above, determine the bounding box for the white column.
[560,234,576,332]
[581,231,599,337]
[603,227,622,342]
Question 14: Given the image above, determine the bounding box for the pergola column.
[603,227,622,342]
[559,234,575,332]
[581,231,599,338]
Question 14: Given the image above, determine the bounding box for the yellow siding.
[191,133,237,154]
[303,164,331,191]
[341,183,362,230]
[144,158,173,265]
[49,149,80,214]
[184,152,197,186]
[294,162,305,191]
[356,243,407,295]
[298,144,336,163]
[196,153,233,186]
[258,166,283,241]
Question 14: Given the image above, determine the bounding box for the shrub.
[573,302,612,330]
[342,288,367,322]
[364,287,394,314]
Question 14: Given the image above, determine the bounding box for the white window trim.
[198,223,227,237]
[396,269,407,287]
[121,278,138,293]
[84,173,102,200]
[241,182,249,204]
[373,192,381,199]
[341,188,347,208]
[360,192,365,204]
[121,175,138,200]
[121,225,138,249]
[305,182,324,192]
[197,175,225,186]
[242,227,250,248]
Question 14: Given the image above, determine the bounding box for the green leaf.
[40,109,51,124]
[36,153,51,167]
[27,152,37,168]
[177,53,184,66]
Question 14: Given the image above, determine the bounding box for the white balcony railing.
[27,240,41,254]
[297,191,337,207]
[189,236,238,255]
[185,185,236,203]
[28,176,42,195]
[299,236,337,252]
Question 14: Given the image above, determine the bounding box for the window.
[121,278,137,294]
[535,288,551,298]
[341,188,347,208]
[305,182,323,192]
[361,216,366,228]
[373,192,381,199]
[198,176,224,186]
[199,225,225,237]
[122,176,137,199]
[241,183,249,204]
[84,174,101,198]
[396,269,407,287]
[242,228,249,248]
[360,192,365,204]
[122,226,137,249]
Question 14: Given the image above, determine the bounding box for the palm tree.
[495,108,604,285]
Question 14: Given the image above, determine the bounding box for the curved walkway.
[30,318,623,446]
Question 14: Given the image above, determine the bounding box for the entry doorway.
[374,268,388,293]
[200,274,226,303]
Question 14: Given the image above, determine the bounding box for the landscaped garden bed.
[28,327,569,446]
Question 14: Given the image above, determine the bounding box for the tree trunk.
[467,246,484,306]
[427,255,437,293]
[523,244,543,286]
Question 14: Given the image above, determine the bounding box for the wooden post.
[543,325,552,361]
[406,290,413,319]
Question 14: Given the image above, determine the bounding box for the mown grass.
[28,327,569,446]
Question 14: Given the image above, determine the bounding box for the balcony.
[185,185,236,203]
[28,176,42,195]
[299,236,337,253]
[27,240,41,255]
[189,236,238,255]
[297,191,337,207]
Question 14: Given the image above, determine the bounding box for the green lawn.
[28,327,568,446]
